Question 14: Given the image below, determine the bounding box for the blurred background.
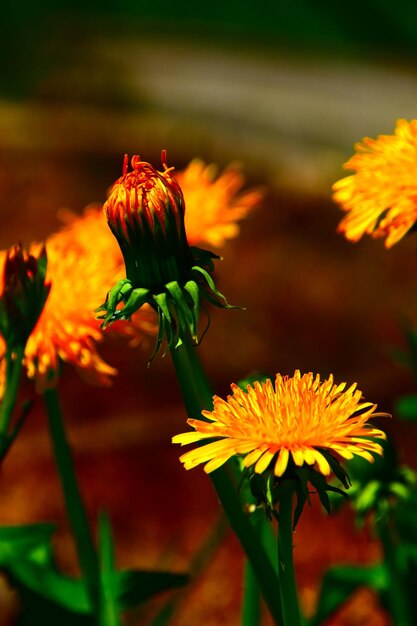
[2,1,417,624]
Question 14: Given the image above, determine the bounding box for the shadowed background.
[1,2,417,624]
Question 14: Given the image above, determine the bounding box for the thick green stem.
[378,522,412,626]
[44,387,100,622]
[170,341,283,625]
[277,482,301,626]
[0,344,25,439]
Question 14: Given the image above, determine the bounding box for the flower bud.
[0,243,51,349]
[98,152,236,360]
[104,152,193,290]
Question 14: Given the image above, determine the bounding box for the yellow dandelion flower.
[333,119,417,248]
[173,371,387,477]
[177,159,263,248]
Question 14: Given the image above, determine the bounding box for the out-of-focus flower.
[333,119,417,248]
[98,153,237,358]
[177,159,263,248]
[173,370,387,476]
[0,208,155,392]
[0,243,50,349]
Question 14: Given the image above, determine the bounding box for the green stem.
[43,387,100,622]
[0,344,25,439]
[277,481,301,626]
[242,560,261,626]
[378,522,412,626]
[170,341,283,625]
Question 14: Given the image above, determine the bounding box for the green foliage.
[395,394,417,421]
[330,438,417,525]
[310,563,388,626]
[0,522,188,625]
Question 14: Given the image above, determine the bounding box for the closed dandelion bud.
[98,151,236,360]
[0,243,51,349]
[104,153,193,289]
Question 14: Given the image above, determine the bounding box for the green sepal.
[246,454,350,529]
[96,279,132,314]
[166,281,196,340]
[147,308,165,366]
[317,447,351,490]
[97,249,239,361]
[191,265,236,309]
[292,467,312,529]
[98,284,151,327]
[189,246,220,274]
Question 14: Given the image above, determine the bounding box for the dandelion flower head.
[173,371,387,477]
[333,119,417,248]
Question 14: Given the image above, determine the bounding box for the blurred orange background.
[2,7,417,624]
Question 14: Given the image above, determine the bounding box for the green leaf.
[98,513,121,626]
[11,560,90,613]
[0,523,55,565]
[116,570,188,608]
[0,521,188,623]
[311,563,387,625]
[15,589,93,626]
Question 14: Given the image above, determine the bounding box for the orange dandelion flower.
[177,159,263,248]
[0,207,155,393]
[173,371,387,477]
[333,119,417,248]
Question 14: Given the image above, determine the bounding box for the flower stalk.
[276,481,301,626]
[242,560,261,626]
[43,387,101,622]
[0,345,25,453]
[170,339,283,624]
[0,243,50,457]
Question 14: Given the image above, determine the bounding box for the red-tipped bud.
[98,152,235,360]
[0,243,50,348]
[104,153,191,289]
